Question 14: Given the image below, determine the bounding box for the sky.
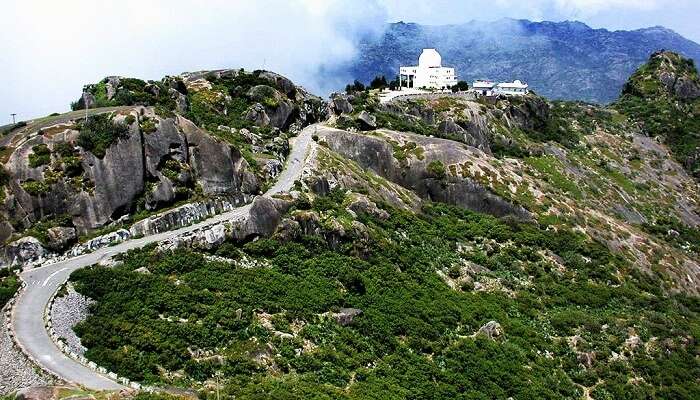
[1,0,699,123]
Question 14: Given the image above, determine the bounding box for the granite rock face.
[0,108,259,255]
[321,129,531,220]
[4,236,50,266]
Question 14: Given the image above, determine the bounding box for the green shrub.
[21,180,50,196]
[28,144,51,168]
[427,160,447,179]
[0,273,20,309]
[77,114,129,158]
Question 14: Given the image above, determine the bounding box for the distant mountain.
[335,19,700,104]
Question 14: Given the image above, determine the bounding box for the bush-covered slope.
[70,190,699,399]
[56,52,700,399]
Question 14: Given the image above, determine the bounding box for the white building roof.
[418,49,442,68]
[472,80,495,89]
[496,80,528,89]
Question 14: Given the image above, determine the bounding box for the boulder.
[5,236,49,265]
[45,227,77,251]
[332,308,362,326]
[231,196,293,241]
[169,88,188,113]
[673,76,700,100]
[245,103,271,127]
[146,176,176,210]
[356,110,377,131]
[330,93,353,115]
[143,115,188,172]
[346,193,389,220]
[475,320,504,341]
[258,71,298,98]
[322,130,531,220]
[247,85,296,129]
[273,218,302,242]
[105,76,121,100]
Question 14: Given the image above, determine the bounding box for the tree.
[370,76,388,90]
[345,80,366,94]
[452,81,470,93]
[389,76,401,91]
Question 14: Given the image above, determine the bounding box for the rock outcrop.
[320,129,531,220]
[0,108,259,257]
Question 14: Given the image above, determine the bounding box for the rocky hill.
[1,53,700,399]
[614,51,700,177]
[332,19,700,104]
[326,52,700,295]
[0,69,326,259]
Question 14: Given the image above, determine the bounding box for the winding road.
[10,123,323,390]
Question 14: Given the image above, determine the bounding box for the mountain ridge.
[334,19,700,103]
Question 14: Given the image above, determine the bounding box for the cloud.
[1,0,697,121]
[0,0,387,120]
[551,0,663,16]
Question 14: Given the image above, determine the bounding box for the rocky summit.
[1,52,699,399]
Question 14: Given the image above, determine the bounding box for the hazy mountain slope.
[338,19,700,104]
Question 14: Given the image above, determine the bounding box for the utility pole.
[10,113,16,124]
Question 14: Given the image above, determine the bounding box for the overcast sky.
[1,0,699,122]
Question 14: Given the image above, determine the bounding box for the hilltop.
[333,19,700,103]
[615,51,700,177]
[0,52,699,399]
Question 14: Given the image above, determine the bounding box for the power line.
[11,113,16,124]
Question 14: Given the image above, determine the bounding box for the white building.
[399,49,457,90]
[472,80,529,96]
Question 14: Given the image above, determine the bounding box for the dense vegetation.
[71,190,699,399]
[0,268,19,308]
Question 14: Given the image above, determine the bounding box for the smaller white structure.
[472,79,529,96]
[399,49,457,90]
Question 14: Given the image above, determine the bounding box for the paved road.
[10,123,322,390]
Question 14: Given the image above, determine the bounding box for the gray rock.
[169,88,188,113]
[273,218,302,242]
[346,194,389,220]
[330,93,353,115]
[105,76,121,100]
[146,176,176,210]
[81,92,96,109]
[45,227,77,251]
[476,320,503,340]
[231,196,293,241]
[332,308,362,326]
[247,85,295,129]
[322,130,530,220]
[5,236,49,266]
[179,116,259,195]
[356,111,377,131]
[245,103,271,127]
